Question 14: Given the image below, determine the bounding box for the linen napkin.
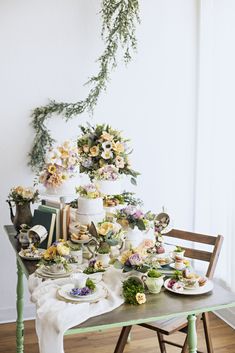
[28,267,124,353]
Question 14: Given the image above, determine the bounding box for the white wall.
[0,0,198,322]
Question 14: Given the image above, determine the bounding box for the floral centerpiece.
[76,184,102,199]
[38,141,79,192]
[116,206,155,231]
[39,240,70,272]
[83,259,105,274]
[116,206,156,249]
[6,186,39,231]
[116,247,150,273]
[77,123,139,185]
[96,221,125,247]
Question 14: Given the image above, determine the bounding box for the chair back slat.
[183,247,212,262]
[166,229,217,245]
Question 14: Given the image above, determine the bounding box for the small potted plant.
[171,246,185,260]
[66,240,83,265]
[96,242,111,267]
[143,269,164,294]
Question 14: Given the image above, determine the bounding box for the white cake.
[77,197,104,214]
[75,197,105,225]
[95,179,122,195]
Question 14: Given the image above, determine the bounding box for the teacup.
[70,273,88,289]
[170,250,185,260]
[28,225,48,245]
[142,274,165,294]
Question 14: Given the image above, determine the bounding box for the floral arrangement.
[116,248,150,273]
[95,164,119,181]
[7,186,39,205]
[70,278,96,297]
[38,141,79,189]
[122,277,146,305]
[116,206,155,231]
[83,259,105,274]
[96,221,125,247]
[39,240,70,271]
[77,124,139,184]
[76,184,102,199]
[103,191,143,208]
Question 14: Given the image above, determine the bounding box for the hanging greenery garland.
[29,0,140,173]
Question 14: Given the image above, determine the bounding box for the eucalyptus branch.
[29,0,140,172]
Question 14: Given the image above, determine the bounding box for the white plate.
[169,263,186,270]
[35,267,72,279]
[57,283,107,303]
[164,278,213,295]
[19,248,45,260]
[70,237,91,244]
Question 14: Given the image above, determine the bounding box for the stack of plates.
[35,266,73,279]
[57,283,107,303]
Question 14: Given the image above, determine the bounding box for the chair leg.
[202,313,214,353]
[114,326,132,353]
[156,331,167,353]
[181,334,189,353]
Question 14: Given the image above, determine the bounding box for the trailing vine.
[29,0,140,172]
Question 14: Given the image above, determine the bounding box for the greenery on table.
[29,0,140,172]
[147,269,162,278]
[122,277,145,305]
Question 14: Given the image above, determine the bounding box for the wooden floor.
[0,313,234,353]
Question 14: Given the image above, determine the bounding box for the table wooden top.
[4,225,235,334]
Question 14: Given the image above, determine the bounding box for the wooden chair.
[114,229,224,353]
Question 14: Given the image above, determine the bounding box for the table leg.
[187,314,197,353]
[16,260,24,353]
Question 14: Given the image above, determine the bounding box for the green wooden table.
[4,225,235,353]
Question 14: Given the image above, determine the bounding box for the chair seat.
[139,316,188,335]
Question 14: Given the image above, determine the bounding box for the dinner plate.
[164,278,213,295]
[57,283,107,303]
[35,267,72,279]
[19,248,45,260]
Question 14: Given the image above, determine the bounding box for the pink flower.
[129,253,142,266]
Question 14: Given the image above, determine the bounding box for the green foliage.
[147,269,162,278]
[86,278,96,291]
[122,276,144,305]
[97,242,110,254]
[29,0,140,172]
[175,246,184,253]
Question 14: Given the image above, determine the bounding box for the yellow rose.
[43,246,57,260]
[120,250,133,265]
[98,222,114,236]
[136,293,146,305]
[57,243,70,256]
[60,149,69,159]
[83,145,90,153]
[90,145,100,157]
[15,186,24,195]
[118,219,129,228]
[48,164,57,174]
[112,142,124,154]
[101,131,113,141]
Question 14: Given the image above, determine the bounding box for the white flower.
[101,150,113,160]
[102,141,113,150]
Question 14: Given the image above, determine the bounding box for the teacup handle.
[86,238,99,259]
[141,275,147,282]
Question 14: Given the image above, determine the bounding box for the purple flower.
[70,287,92,297]
[124,205,136,216]
[133,210,144,219]
[129,253,142,266]
[89,259,96,267]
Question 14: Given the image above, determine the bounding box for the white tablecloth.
[28,267,124,353]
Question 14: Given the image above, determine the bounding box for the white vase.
[95,179,122,195]
[70,249,83,265]
[96,253,110,267]
[125,227,152,250]
[45,177,78,196]
[144,275,164,294]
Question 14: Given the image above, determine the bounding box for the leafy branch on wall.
[29,0,140,172]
